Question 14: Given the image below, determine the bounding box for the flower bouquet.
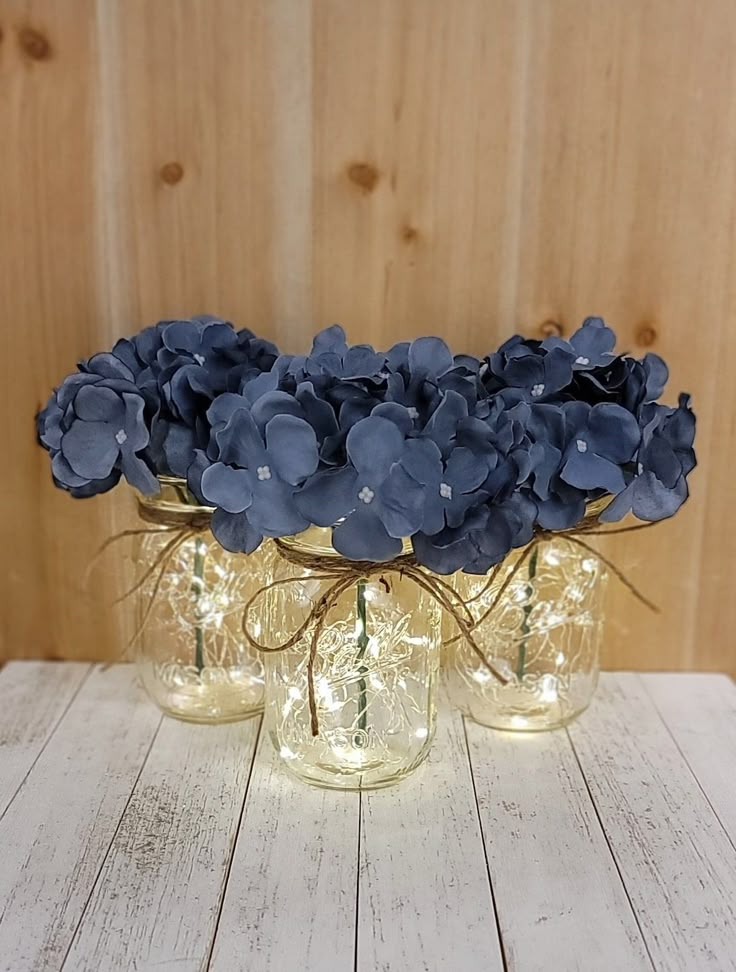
[38,316,696,787]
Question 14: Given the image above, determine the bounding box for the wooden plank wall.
[1,0,734,672]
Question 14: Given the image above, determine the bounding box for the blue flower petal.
[216,409,265,468]
[295,466,359,527]
[346,416,405,479]
[379,465,426,538]
[399,437,442,486]
[51,452,89,488]
[161,422,197,478]
[370,402,415,435]
[211,509,263,554]
[74,384,125,423]
[250,390,304,432]
[408,337,454,377]
[61,422,118,480]
[631,472,688,521]
[248,481,310,537]
[342,346,386,379]
[561,450,626,494]
[201,462,253,513]
[84,353,136,381]
[536,492,586,530]
[120,453,159,495]
[445,447,488,493]
[122,394,150,452]
[265,414,319,485]
[585,403,640,463]
[311,325,348,356]
[422,390,468,455]
[412,529,478,575]
[332,508,402,561]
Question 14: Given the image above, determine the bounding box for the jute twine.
[87,503,212,654]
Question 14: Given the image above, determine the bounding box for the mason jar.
[133,476,266,723]
[261,527,441,789]
[446,535,607,731]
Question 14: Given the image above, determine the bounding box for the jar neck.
[279,525,413,559]
[136,476,214,529]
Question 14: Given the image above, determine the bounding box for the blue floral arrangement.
[38,316,696,573]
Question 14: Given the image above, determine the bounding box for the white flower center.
[575,355,590,365]
[193,353,206,366]
[531,383,545,398]
[256,465,272,481]
[358,486,375,504]
[439,482,453,500]
[576,439,588,453]
[407,406,419,420]
[115,429,128,445]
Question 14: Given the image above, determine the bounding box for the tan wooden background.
[1,0,734,672]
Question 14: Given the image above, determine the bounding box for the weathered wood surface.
[0,663,734,971]
[2,1,736,675]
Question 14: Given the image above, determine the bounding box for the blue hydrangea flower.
[601,394,696,522]
[541,317,617,369]
[298,325,387,382]
[296,414,425,561]
[385,337,480,420]
[559,401,641,495]
[486,338,573,403]
[397,437,490,535]
[38,362,158,497]
[195,399,319,553]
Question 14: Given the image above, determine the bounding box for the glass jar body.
[263,528,441,790]
[133,478,266,723]
[447,537,607,731]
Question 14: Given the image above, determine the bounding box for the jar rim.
[137,476,215,517]
[279,525,413,558]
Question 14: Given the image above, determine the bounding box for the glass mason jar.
[261,527,441,790]
[446,535,607,731]
[133,477,266,723]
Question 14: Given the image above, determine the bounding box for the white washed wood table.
[0,663,735,972]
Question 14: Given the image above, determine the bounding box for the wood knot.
[539,319,563,338]
[635,322,658,347]
[18,26,52,60]
[401,225,419,244]
[159,162,184,185]
[347,162,380,194]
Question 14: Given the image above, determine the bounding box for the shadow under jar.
[446,535,608,731]
[261,527,441,790]
[133,477,266,723]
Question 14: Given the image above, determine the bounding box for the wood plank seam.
[564,724,657,971]
[639,674,736,856]
[353,788,362,972]
[204,714,264,972]
[58,704,164,971]
[0,663,94,827]
[461,715,510,972]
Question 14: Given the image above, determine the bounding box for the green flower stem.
[516,547,538,681]
[192,539,206,674]
[356,579,369,735]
